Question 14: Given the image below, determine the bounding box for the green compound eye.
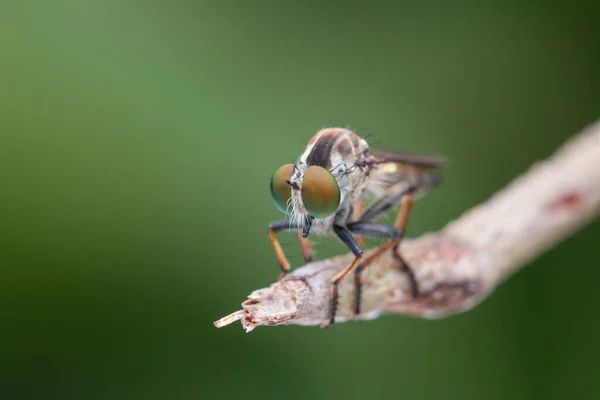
[270,163,294,214]
[301,166,341,218]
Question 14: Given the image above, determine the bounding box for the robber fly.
[269,127,445,326]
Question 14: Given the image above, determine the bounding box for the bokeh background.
[2,1,600,399]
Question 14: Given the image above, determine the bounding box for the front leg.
[298,215,314,263]
[268,220,302,280]
[324,225,363,327]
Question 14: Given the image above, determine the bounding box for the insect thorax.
[288,128,370,230]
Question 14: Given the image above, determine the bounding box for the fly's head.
[270,128,370,229]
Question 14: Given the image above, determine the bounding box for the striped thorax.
[273,128,370,234]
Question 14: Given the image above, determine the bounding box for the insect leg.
[268,220,302,280]
[325,225,363,327]
[357,181,414,223]
[298,231,313,263]
[346,221,401,315]
[390,189,417,296]
[353,182,419,312]
[352,199,366,248]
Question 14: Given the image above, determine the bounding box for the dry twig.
[215,120,600,332]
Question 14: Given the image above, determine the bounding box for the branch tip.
[213,310,245,328]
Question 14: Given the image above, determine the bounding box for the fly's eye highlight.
[270,163,294,214]
[301,166,341,218]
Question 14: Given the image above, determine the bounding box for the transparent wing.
[366,149,446,169]
[362,148,446,202]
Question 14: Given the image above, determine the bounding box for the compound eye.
[301,166,341,218]
[270,163,294,214]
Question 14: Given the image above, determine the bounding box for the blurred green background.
[2,1,600,399]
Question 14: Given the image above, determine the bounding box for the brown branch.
[215,120,600,332]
